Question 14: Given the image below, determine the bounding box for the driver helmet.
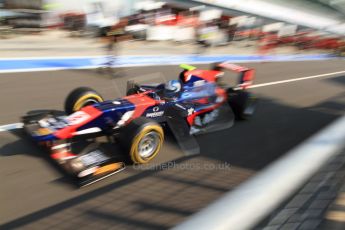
[165,80,181,93]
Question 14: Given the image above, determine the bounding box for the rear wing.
[214,62,255,90]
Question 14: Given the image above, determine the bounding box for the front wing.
[22,111,125,187]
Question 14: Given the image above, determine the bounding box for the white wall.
[46,0,131,16]
[193,0,345,35]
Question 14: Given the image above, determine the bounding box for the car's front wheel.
[64,87,104,114]
[119,117,164,164]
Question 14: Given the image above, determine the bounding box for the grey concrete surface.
[0,30,327,58]
[256,149,345,230]
[0,60,344,229]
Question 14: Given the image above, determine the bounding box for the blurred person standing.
[227,24,237,43]
[103,18,128,74]
[195,22,213,54]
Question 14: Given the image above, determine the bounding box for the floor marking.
[0,123,23,132]
[0,54,337,74]
[249,70,345,89]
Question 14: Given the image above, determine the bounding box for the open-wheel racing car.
[22,62,257,186]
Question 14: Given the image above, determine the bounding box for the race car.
[22,62,257,186]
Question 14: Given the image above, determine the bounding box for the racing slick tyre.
[227,89,257,120]
[119,117,164,164]
[64,87,104,114]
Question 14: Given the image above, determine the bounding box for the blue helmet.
[165,80,181,93]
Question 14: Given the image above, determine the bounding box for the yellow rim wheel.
[129,125,164,164]
[73,93,104,112]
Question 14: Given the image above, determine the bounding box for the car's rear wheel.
[227,89,257,120]
[64,87,104,114]
[119,117,164,164]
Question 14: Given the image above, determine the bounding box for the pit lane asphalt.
[0,60,344,229]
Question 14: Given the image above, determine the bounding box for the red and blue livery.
[22,62,257,186]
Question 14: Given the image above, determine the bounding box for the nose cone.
[54,106,103,139]
[94,99,135,112]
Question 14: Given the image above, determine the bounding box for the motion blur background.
[1,1,345,230]
[2,0,345,56]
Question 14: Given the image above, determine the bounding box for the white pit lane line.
[0,70,344,133]
[0,123,24,132]
[248,70,345,89]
